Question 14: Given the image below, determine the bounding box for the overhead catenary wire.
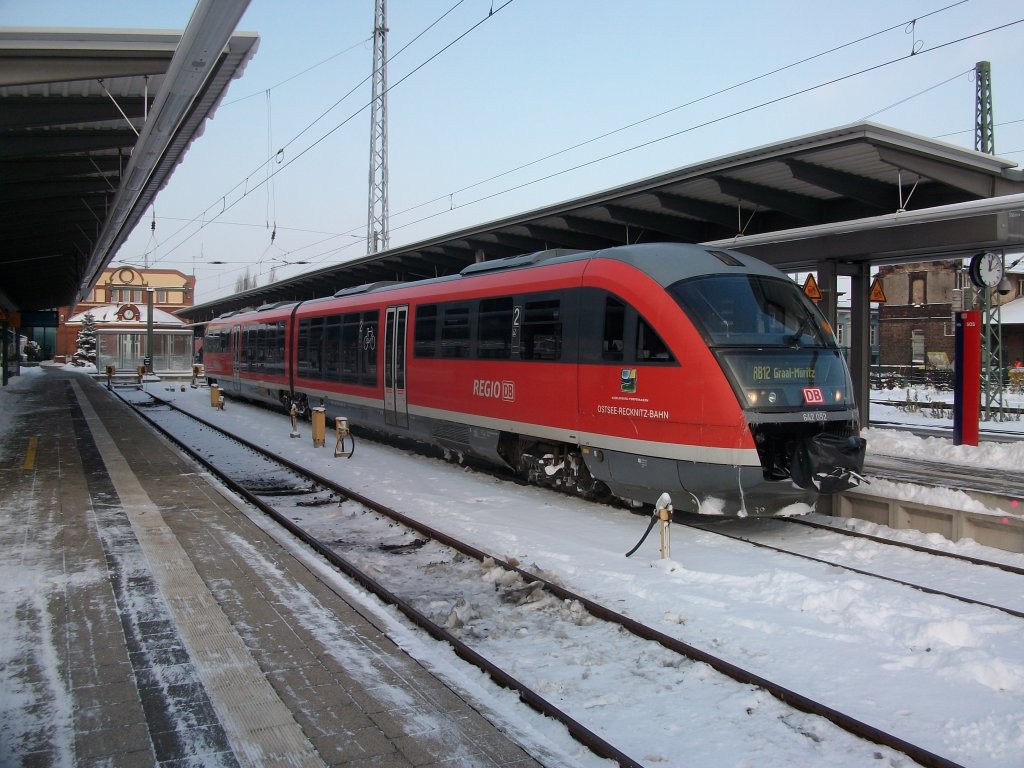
[154,6,1020,300]
[170,1,972,283]
[393,1,973,222]
[934,116,1024,140]
[185,3,987,286]
[196,14,1024,300]
[220,35,373,108]
[265,89,276,243]
[381,16,1024,241]
[143,0,489,270]
[861,68,973,120]
[146,0,965,273]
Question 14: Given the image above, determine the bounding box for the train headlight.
[834,389,845,403]
[746,390,779,407]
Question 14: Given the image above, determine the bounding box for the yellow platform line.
[22,436,38,470]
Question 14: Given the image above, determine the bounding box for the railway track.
[678,515,1024,620]
[118,388,975,768]
[864,453,1024,500]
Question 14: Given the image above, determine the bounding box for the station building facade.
[64,304,194,375]
[875,257,1024,371]
[54,266,195,363]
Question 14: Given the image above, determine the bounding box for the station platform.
[0,367,544,767]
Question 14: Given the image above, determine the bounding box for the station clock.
[969,251,1004,289]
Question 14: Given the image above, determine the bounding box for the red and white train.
[203,243,865,513]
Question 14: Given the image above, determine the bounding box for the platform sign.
[869,277,887,303]
[953,310,980,446]
[802,274,821,302]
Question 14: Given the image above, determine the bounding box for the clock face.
[970,252,1004,288]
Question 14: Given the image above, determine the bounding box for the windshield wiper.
[785,313,814,347]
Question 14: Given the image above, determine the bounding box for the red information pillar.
[953,310,980,446]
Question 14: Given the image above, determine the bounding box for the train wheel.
[566,451,611,501]
[513,443,610,501]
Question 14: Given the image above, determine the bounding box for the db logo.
[802,387,825,405]
[472,379,515,402]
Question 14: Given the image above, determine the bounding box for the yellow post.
[210,384,221,409]
[192,363,204,389]
[105,364,116,390]
[311,407,326,447]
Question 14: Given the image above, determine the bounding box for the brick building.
[876,260,962,368]
[877,256,1024,369]
[55,266,195,360]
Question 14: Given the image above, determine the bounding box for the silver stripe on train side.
[226,379,762,468]
[408,404,762,467]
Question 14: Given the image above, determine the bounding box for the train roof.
[208,243,791,323]
[446,242,788,288]
[581,242,786,287]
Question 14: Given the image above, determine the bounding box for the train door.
[383,305,409,428]
[231,324,241,390]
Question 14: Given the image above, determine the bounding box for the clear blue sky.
[3,0,1023,303]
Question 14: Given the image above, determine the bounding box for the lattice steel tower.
[367,0,389,254]
[974,61,994,154]
[975,60,1004,420]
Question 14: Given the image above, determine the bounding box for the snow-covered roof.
[998,297,1024,326]
[67,304,186,327]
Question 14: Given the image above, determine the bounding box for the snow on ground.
[3,365,1024,766]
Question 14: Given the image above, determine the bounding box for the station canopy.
[0,16,259,314]
[181,121,1024,323]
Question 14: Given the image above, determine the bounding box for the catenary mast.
[367,0,389,254]
[975,60,1004,420]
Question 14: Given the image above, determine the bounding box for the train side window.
[603,297,625,361]
[271,321,286,375]
[521,299,561,361]
[324,316,341,379]
[441,305,471,358]
[636,318,674,363]
[264,325,276,372]
[247,328,257,369]
[414,304,438,358]
[256,326,267,370]
[477,297,513,359]
[297,319,311,377]
[239,328,248,366]
[341,313,361,383]
[308,317,325,378]
[262,323,273,373]
[341,311,378,385]
[360,310,379,386]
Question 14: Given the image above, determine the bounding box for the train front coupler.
[790,432,867,494]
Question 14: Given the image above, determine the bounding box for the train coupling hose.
[625,492,673,558]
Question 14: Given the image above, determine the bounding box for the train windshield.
[671,275,853,410]
[669,275,833,348]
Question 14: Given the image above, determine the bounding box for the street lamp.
[146,286,154,375]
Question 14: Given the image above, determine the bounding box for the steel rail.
[679,516,1024,621]
[785,515,1024,577]
[119,394,644,768]
[127,392,966,768]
